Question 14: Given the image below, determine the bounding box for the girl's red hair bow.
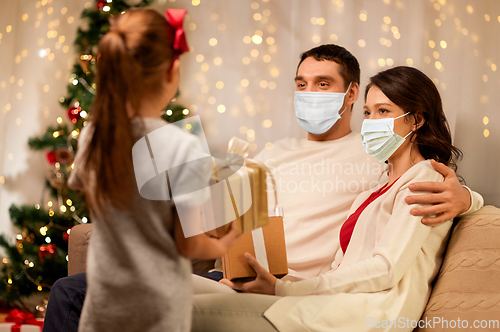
[165,9,189,56]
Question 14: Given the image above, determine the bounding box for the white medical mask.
[361,112,413,163]
[294,82,352,135]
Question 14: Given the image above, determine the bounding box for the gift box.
[211,137,272,236]
[0,309,43,332]
[222,215,288,281]
[0,323,42,332]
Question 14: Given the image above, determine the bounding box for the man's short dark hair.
[297,44,361,89]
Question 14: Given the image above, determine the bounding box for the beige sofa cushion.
[68,223,93,276]
[416,205,500,331]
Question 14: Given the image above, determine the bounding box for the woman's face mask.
[361,112,413,162]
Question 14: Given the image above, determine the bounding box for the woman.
[192,66,461,332]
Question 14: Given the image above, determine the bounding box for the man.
[247,44,482,281]
[191,44,483,332]
[43,44,482,332]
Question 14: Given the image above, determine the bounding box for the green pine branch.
[27,124,69,152]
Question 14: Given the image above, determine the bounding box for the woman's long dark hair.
[365,66,462,170]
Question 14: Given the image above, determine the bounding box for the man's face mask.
[294,82,352,135]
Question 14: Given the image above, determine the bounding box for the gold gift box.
[213,159,269,236]
[212,137,273,236]
[222,215,288,281]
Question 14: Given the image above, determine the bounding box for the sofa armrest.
[415,205,500,331]
[66,223,215,276]
[68,223,93,276]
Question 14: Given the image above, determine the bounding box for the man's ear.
[166,58,181,83]
[346,82,359,107]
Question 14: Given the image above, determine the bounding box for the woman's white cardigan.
[265,160,454,332]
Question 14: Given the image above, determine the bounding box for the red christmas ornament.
[96,0,106,10]
[45,151,57,164]
[55,148,74,165]
[63,227,72,242]
[67,106,81,124]
[38,244,57,262]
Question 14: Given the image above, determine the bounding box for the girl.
[192,66,462,332]
[68,9,238,332]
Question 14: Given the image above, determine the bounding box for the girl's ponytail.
[83,9,176,215]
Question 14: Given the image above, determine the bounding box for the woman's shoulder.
[397,160,444,190]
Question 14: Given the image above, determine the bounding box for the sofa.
[68,206,500,331]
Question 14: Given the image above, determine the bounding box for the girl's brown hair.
[84,9,175,215]
[365,66,462,170]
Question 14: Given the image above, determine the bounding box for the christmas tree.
[0,0,189,311]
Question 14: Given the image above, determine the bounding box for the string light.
[252,35,262,44]
[217,105,226,113]
[262,119,272,128]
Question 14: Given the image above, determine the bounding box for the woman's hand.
[219,252,277,295]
